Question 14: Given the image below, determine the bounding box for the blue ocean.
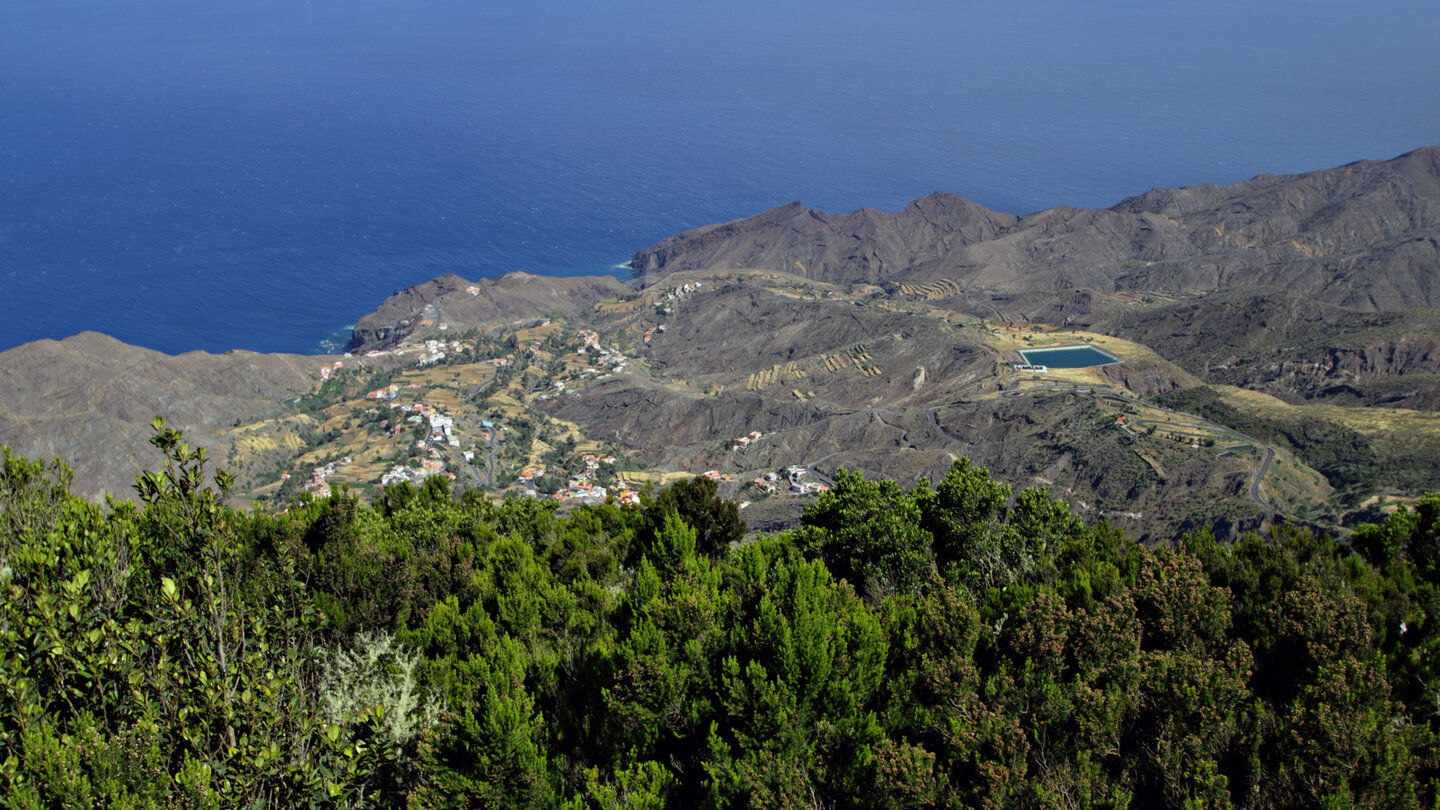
[2,0,1437,355]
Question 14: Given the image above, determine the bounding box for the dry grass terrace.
[615,470,705,489]
[1217,385,1440,440]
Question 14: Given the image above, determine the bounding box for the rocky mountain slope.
[1096,292,1440,409]
[539,275,1276,539]
[0,333,319,499]
[632,146,1440,312]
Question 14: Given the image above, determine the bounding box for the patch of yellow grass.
[1359,494,1424,513]
[616,470,700,488]
[224,414,314,435]
[231,432,306,456]
[1260,446,1333,513]
[746,365,782,391]
[1217,385,1440,438]
[516,322,562,342]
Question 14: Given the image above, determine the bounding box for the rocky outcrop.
[1206,336,1440,409]
[1320,335,1440,378]
[1099,291,1440,406]
[1097,358,1189,397]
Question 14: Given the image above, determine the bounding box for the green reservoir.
[1018,345,1121,368]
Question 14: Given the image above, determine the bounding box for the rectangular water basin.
[1017,345,1121,369]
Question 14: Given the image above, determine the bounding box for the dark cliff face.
[347,273,472,350]
[1320,335,1440,378]
[631,146,1440,311]
[1097,358,1188,397]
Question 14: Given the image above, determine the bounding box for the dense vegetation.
[4,421,1440,807]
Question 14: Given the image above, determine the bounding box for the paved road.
[1250,447,1276,512]
[446,445,486,489]
[1130,418,1275,511]
[800,453,841,488]
[926,408,967,445]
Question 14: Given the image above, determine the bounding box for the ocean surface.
[2,0,1437,355]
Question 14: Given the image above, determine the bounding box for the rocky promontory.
[348,271,631,352]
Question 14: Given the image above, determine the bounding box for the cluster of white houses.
[340,336,475,367]
[380,456,448,487]
[416,338,463,366]
[517,452,638,505]
[539,331,631,400]
[293,456,355,495]
[373,399,467,487]
[575,330,628,374]
[658,281,704,307]
[750,466,829,496]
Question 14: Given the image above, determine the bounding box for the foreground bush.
[3,425,1439,807]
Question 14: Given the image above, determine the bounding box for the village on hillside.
[226,269,1294,522]
[234,306,836,511]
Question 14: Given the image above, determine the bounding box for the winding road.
[926,407,967,445]
[972,382,1281,513]
[1250,447,1276,512]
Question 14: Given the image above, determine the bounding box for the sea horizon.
[3,0,1437,356]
